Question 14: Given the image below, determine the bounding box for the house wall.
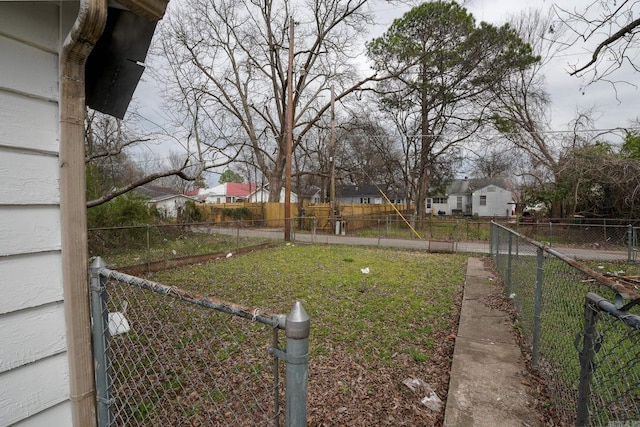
[336,196,384,204]
[153,196,192,218]
[432,203,448,215]
[0,3,77,425]
[472,185,514,217]
[249,188,298,203]
[446,194,472,215]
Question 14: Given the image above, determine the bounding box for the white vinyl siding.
[0,3,75,425]
[0,150,60,204]
[472,185,514,217]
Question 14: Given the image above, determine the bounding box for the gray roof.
[442,177,509,196]
[336,184,385,198]
[135,185,179,200]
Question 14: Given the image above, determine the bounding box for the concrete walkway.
[443,257,541,427]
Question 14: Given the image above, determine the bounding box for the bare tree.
[85,110,222,207]
[555,0,640,89]
[151,151,204,193]
[157,0,383,202]
[487,9,578,217]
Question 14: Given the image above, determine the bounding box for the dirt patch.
[307,293,463,426]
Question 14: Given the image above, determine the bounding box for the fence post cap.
[91,256,107,270]
[286,301,310,339]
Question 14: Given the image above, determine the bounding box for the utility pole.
[329,86,336,234]
[284,17,294,242]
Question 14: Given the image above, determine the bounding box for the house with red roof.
[198,182,257,204]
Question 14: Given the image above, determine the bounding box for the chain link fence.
[577,293,640,426]
[516,222,638,263]
[490,222,640,425]
[88,223,273,273]
[90,257,309,427]
[89,219,637,264]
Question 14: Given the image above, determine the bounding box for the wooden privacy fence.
[197,202,411,230]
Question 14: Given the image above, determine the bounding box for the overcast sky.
[368,0,640,139]
[133,0,640,170]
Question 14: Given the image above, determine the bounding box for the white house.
[136,185,197,218]
[199,182,256,204]
[152,194,197,218]
[248,185,299,203]
[0,2,167,426]
[427,178,515,218]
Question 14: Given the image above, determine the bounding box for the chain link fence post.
[489,221,498,259]
[506,233,513,295]
[628,224,634,263]
[576,295,599,427]
[494,224,500,260]
[285,302,310,427]
[90,256,112,427]
[532,247,543,370]
[146,224,150,274]
[312,217,317,244]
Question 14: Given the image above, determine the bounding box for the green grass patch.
[151,244,466,365]
[107,244,467,425]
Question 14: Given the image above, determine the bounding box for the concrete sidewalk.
[443,257,541,427]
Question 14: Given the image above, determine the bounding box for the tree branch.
[570,17,640,76]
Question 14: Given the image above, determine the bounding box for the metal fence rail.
[90,257,309,427]
[490,222,640,425]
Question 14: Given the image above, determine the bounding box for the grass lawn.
[123,243,468,426]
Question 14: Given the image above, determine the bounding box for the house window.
[426,198,432,209]
[480,195,487,206]
[360,197,370,204]
[456,196,462,209]
[433,197,447,204]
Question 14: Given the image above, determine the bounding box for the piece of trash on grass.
[108,312,130,335]
[402,378,443,412]
[226,253,233,258]
[508,293,516,299]
[172,249,177,255]
[360,267,370,274]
